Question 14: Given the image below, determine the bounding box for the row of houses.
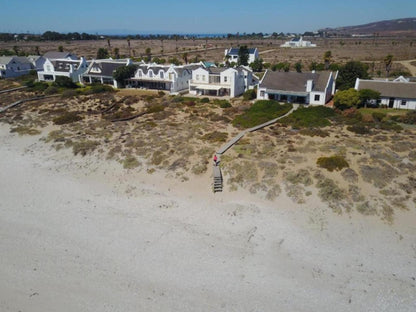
[1,49,415,109]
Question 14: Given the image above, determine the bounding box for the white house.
[81,59,132,88]
[37,57,89,82]
[0,56,33,78]
[43,51,78,60]
[355,78,416,110]
[224,47,259,65]
[127,63,197,94]
[257,70,336,105]
[280,37,317,48]
[189,66,252,98]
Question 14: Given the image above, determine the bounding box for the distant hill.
[319,17,416,37]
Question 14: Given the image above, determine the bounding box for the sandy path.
[394,59,416,76]
[0,124,415,312]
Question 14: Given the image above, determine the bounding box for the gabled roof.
[85,59,129,77]
[227,47,257,56]
[0,56,32,65]
[260,71,332,92]
[43,51,77,60]
[356,79,416,99]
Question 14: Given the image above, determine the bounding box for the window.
[138,71,142,77]
[401,100,407,106]
[260,91,265,97]
[149,70,153,77]
[224,76,228,83]
[160,71,164,79]
[314,94,320,101]
[169,73,174,80]
[202,75,205,81]
[196,74,199,80]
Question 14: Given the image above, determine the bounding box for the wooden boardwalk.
[212,105,297,192]
[0,95,58,113]
[0,86,27,95]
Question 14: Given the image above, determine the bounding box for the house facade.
[127,63,196,94]
[43,51,78,60]
[0,56,33,78]
[224,47,259,65]
[280,37,317,48]
[354,78,416,109]
[27,55,46,71]
[38,57,89,82]
[189,67,249,98]
[81,59,132,88]
[257,70,336,105]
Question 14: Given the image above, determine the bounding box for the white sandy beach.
[0,123,415,312]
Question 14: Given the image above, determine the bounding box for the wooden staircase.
[213,165,223,193]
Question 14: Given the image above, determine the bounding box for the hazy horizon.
[1,0,415,35]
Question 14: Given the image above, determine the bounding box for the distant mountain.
[319,17,416,37]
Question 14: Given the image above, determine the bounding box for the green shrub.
[213,99,231,108]
[202,131,228,142]
[146,104,165,113]
[299,128,329,137]
[233,100,292,128]
[123,156,140,169]
[61,89,78,98]
[53,112,82,125]
[89,84,114,94]
[27,81,49,92]
[398,111,416,124]
[53,76,78,89]
[317,155,349,172]
[372,111,386,122]
[72,140,100,156]
[243,89,256,101]
[347,124,370,134]
[44,85,59,95]
[200,97,210,103]
[280,106,334,128]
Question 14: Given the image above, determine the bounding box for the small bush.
[158,91,165,97]
[317,155,349,172]
[72,140,100,156]
[44,85,59,95]
[89,84,114,94]
[243,89,256,101]
[53,76,78,89]
[10,126,41,136]
[146,104,165,113]
[372,112,386,122]
[123,156,140,169]
[299,128,329,137]
[202,131,228,142]
[398,111,416,124]
[185,101,196,107]
[53,112,82,125]
[61,89,78,98]
[347,124,370,134]
[200,97,210,103]
[213,99,232,108]
[27,81,49,92]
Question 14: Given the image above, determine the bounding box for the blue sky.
[1,0,415,34]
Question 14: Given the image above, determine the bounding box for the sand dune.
[0,124,415,311]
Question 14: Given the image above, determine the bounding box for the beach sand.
[0,123,415,311]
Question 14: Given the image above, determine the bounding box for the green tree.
[113,47,120,59]
[334,88,360,110]
[283,63,290,72]
[336,61,369,90]
[97,48,109,59]
[145,47,152,62]
[58,45,64,52]
[323,50,332,70]
[112,64,138,87]
[250,58,263,72]
[182,52,188,64]
[358,89,381,107]
[238,46,249,66]
[294,61,302,73]
[384,54,393,77]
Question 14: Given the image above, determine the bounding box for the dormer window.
[160,71,164,79]
[149,70,153,78]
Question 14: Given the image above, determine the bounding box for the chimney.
[306,79,313,92]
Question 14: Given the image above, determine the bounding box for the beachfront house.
[257,70,336,105]
[81,58,132,88]
[280,37,317,48]
[0,56,33,78]
[43,51,78,60]
[224,47,259,65]
[189,66,252,98]
[127,63,197,94]
[37,57,89,82]
[354,77,416,109]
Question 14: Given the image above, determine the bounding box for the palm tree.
[384,54,393,77]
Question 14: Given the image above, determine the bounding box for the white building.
[0,56,33,78]
[257,70,336,105]
[189,66,253,98]
[81,59,132,88]
[38,57,89,82]
[280,37,317,48]
[127,63,198,94]
[355,78,416,110]
[43,51,78,60]
[224,47,259,65]
[27,55,46,71]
